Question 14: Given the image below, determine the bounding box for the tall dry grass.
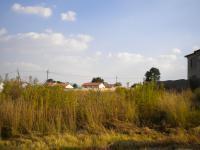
[0,80,200,138]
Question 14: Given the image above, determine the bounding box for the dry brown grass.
[0,81,200,149]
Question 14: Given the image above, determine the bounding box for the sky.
[0,0,200,85]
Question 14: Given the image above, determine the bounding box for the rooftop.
[82,82,102,86]
[185,49,200,58]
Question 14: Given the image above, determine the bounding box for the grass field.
[0,80,200,149]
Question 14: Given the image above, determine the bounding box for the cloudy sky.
[0,0,200,85]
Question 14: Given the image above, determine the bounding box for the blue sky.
[0,0,200,84]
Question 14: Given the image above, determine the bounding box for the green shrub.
[2,81,23,100]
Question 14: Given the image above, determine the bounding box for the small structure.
[22,82,29,88]
[104,82,116,90]
[0,82,4,92]
[82,82,105,89]
[65,83,74,89]
[185,49,200,79]
[46,79,74,89]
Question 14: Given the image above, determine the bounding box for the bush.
[2,80,23,100]
[159,91,191,128]
[1,126,13,139]
[194,88,200,101]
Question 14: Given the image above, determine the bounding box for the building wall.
[99,83,105,89]
[187,52,200,79]
[0,83,4,92]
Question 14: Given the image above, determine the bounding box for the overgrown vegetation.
[0,80,200,149]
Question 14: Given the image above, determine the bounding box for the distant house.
[22,82,29,88]
[0,82,4,92]
[185,49,200,79]
[65,83,74,89]
[46,80,73,89]
[82,82,105,89]
[104,82,116,89]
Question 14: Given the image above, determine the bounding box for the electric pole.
[17,69,21,82]
[46,69,49,81]
[5,73,9,81]
[116,76,118,83]
[127,82,130,88]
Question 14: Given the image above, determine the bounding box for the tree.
[115,82,122,87]
[33,78,39,84]
[56,81,62,84]
[73,83,78,88]
[145,67,160,82]
[91,77,104,83]
[46,79,54,83]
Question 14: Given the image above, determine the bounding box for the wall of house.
[0,83,4,92]
[99,83,105,89]
[187,52,200,79]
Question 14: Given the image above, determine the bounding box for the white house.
[22,82,29,88]
[0,82,4,92]
[82,82,105,89]
[65,83,74,89]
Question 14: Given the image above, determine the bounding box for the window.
[190,59,193,68]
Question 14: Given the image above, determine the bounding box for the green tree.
[115,82,122,87]
[73,83,78,88]
[46,79,54,83]
[145,67,160,82]
[91,77,104,83]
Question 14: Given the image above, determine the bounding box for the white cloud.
[43,49,186,83]
[12,3,52,18]
[192,45,200,50]
[4,62,42,71]
[159,54,177,60]
[0,30,186,84]
[117,52,144,63]
[95,51,102,56]
[108,52,113,58]
[172,48,181,54]
[0,28,7,36]
[61,11,76,22]
[0,29,93,52]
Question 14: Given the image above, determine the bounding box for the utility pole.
[46,69,49,80]
[127,82,130,88]
[17,69,21,82]
[5,73,9,81]
[116,76,118,83]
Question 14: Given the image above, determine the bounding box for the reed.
[0,81,199,138]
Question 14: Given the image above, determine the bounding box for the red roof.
[82,82,102,87]
[47,82,70,88]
